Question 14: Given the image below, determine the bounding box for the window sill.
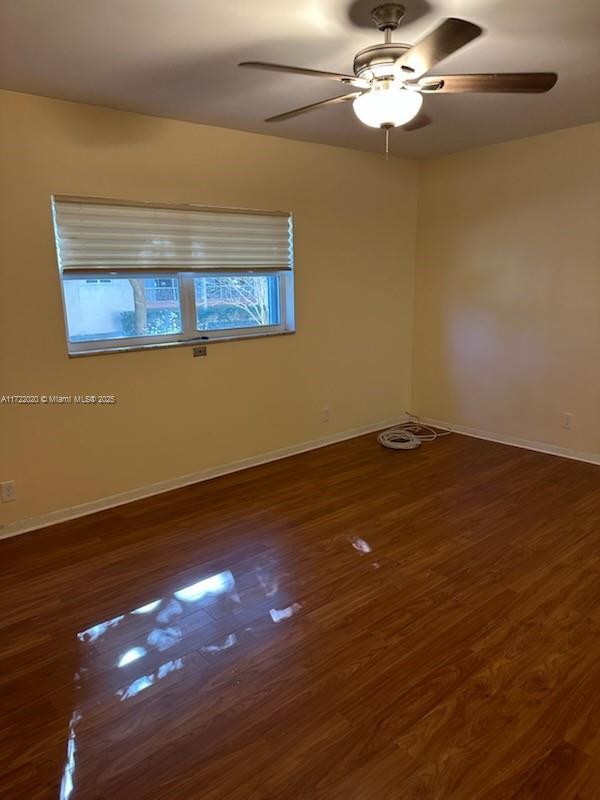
[67,328,295,357]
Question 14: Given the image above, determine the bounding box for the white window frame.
[53,196,295,356]
[62,269,294,355]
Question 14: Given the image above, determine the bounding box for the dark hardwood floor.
[2,432,600,799]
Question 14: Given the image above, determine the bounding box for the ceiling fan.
[239,3,558,151]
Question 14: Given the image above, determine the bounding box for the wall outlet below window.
[561,412,574,431]
[0,481,16,503]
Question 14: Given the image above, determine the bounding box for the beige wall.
[2,88,597,531]
[0,90,418,528]
[412,122,600,456]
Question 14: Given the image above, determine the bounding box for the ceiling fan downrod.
[370,3,406,43]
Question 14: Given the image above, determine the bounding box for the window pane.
[194,275,281,332]
[63,277,182,342]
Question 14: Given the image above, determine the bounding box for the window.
[194,275,281,331]
[52,197,294,354]
[63,276,183,342]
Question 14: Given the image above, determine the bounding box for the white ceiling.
[1,0,599,158]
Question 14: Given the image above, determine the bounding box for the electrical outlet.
[192,346,207,358]
[0,481,16,503]
[561,412,574,431]
[321,407,330,423]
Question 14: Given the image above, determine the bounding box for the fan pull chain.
[384,126,390,160]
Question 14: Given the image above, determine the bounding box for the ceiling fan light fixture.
[352,83,423,128]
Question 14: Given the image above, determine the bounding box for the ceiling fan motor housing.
[353,43,411,79]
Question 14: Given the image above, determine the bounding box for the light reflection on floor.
[78,614,125,644]
[116,657,185,701]
[131,600,161,615]
[269,602,302,623]
[350,536,372,555]
[201,632,238,654]
[117,646,147,667]
[59,711,80,800]
[60,566,303,799]
[174,571,236,602]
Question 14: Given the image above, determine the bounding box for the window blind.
[52,196,293,271]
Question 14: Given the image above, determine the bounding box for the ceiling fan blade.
[418,72,558,93]
[401,112,432,132]
[264,92,362,122]
[396,18,482,79]
[239,61,364,86]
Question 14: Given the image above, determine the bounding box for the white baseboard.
[419,415,600,467]
[6,415,595,542]
[0,416,406,541]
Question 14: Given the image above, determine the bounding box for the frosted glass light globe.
[353,84,423,128]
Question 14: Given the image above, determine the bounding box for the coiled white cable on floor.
[377,427,421,449]
[377,415,452,450]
